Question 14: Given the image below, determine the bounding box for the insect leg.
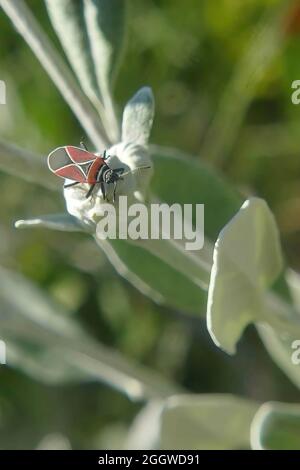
[100,181,106,200]
[64,181,80,188]
[114,168,125,174]
[86,184,96,199]
[113,181,117,202]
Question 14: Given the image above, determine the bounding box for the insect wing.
[48,146,72,172]
[47,146,87,182]
[48,146,97,183]
[67,146,106,184]
[48,146,108,183]
[66,146,97,164]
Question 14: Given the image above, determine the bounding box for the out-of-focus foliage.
[1,0,300,450]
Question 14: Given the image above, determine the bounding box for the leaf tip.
[14,220,25,229]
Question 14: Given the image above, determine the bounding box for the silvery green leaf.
[84,0,126,92]
[36,433,71,450]
[122,87,155,146]
[84,0,127,141]
[257,324,300,390]
[15,213,88,232]
[0,139,56,190]
[45,0,100,107]
[7,340,87,384]
[127,395,258,450]
[1,0,108,149]
[126,401,163,450]
[251,402,300,450]
[160,395,258,450]
[207,198,283,354]
[286,269,300,309]
[256,269,300,390]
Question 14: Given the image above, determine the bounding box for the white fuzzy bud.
[64,142,153,228]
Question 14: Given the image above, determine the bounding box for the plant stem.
[262,291,300,338]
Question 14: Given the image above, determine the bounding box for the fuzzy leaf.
[126,401,163,450]
[7,340,86,384]
[99,238,208,315]
[0,140,56,190]
[160,395,258,450]
[36,433,71,450]
[257,269,300,390]
[258,324,300,390]
[84,0,127,140]
[207,198,283,354]
[45,0,126,141]
[1,0,108,149]
[45,0,99,106]
[84,0,126,92]
[251,402,300,450]
[127,395,258,450]
[15,213,88,232]
[122,87,155,146]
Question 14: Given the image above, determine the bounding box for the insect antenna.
[80,140,88,151]
[118,166,151,178]
[86,184,96,199]
[113,181,117,202]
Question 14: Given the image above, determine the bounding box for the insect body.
[47,143,125,200]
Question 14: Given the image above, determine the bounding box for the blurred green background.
[0,0,300,449]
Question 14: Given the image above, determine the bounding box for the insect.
[47,142,150,201]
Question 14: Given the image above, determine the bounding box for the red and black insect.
[47,142,149,201]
